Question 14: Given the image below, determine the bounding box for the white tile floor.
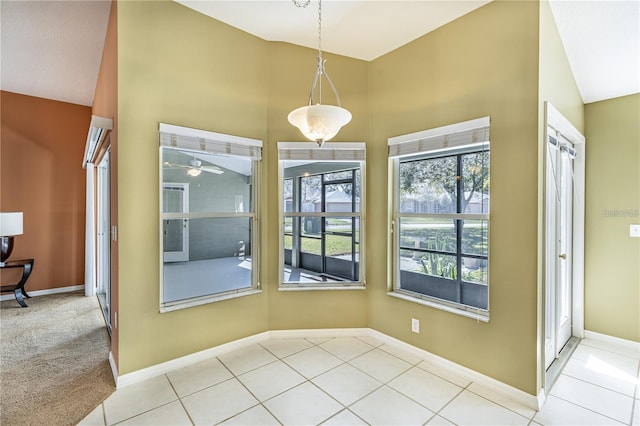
[79,336,640,426]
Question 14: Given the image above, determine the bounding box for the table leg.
[14,288,28,308]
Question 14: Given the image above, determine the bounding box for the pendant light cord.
[317,0,322,60]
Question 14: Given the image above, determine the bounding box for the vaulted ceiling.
[1,1,638,107]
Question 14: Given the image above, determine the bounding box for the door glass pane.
[163,188,184,213]
[163,219,184,252]
[400,156,457,214]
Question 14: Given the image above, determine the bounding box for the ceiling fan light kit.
[164,153,224,177]
[288,0,351,147]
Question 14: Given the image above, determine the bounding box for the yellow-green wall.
[536,0,585,390]
[117,0,271,374]
[113,0,619,397]
[265,42,370,330]
[584,94,640,342]
[116,0,371,374]
[368,0,540,394]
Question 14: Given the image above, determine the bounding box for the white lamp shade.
[0,212,23,236]
[288,104,352,143]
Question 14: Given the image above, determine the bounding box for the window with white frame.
[388,117,490,319]
[159,123,261,311]
[279,142,365,288]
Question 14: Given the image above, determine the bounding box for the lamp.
[0,212,23,265]
[288,0,351,147]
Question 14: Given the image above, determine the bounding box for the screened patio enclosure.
[282,161,362,284]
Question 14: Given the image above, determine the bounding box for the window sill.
[160,288,262,313]
[387,290,489,323]
[279,284,366,292]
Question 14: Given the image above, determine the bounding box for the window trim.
[278,142,366,290]
[388,118,490,320]
[159,123,262,312]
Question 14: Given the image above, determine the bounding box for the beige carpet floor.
[0,291,115,426]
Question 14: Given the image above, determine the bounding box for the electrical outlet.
[630,224,640,238]
[411,318,420,333]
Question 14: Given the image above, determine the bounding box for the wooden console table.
[0,259,34,307]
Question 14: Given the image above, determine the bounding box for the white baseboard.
[537,388,546,411]
[0,284,84,301]
[268,328,370,339]
[113,327,540,411]
[109,351,118,386]
[583,330,640,357]
[115,331,271,388]
[367,329,541,411]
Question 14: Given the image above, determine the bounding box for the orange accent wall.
[1,91,91,292]
[92,0,119,368]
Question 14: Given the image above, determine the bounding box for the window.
[389,117,490,319]
[159,123,261,311]
[279,142,365,289]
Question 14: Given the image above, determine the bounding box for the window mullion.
[456,154,463,304]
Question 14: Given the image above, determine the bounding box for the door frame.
[162,183,190,262]
[96,149,111,332]
[543,102,585,384]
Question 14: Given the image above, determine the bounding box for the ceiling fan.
[164,154,224,177]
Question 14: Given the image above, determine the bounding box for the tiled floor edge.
[111,326,540,413]
[367,328,542,411]
[114,331,271,388]
[584,330,640,355]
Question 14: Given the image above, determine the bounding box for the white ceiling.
[1,0,638,107]
[1,0,112,107]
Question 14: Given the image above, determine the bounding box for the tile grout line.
[166,374,196,426]
[213,353,276,425]
[556,371,638,399]
[109,376,182,425]
[579,341,640,361]
[548,392,631,425]
[630,361,640,425]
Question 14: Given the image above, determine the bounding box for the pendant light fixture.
[288,0,351,147]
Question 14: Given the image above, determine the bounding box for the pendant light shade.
[288,104,352,146]
[288,0,351,146]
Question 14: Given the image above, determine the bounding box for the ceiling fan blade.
[200,166,224,174]
[163,161,189,169]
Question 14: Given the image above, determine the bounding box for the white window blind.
[160,123,262,160]
[388,117,490,158]
[278,142,365,161]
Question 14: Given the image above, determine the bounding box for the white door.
[545,131,576,369]
[96,150,111,332]
[163,183,189,262]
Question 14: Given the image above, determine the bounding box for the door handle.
[559,253,567,259]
